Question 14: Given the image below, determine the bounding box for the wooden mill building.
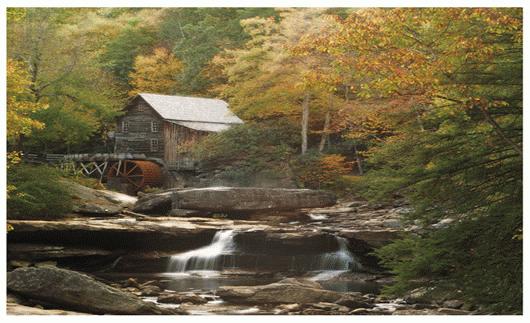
[114,93,244,170]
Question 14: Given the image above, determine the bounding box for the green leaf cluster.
[360,8,522,313]
[7,164,72,219]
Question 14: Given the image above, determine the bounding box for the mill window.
[150,139,159,152]
[151,121,160,133]
[122,121,129,133]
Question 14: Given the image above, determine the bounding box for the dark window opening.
[150,139,159,152]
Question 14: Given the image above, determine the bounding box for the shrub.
[7,164,72,219]
[376,209,522,314]
[193,120,299,186]
[291,152,352,190]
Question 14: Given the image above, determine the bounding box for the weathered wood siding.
[114,97,164,159]
[163,121,208,167]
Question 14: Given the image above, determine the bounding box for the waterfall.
[166,231,361,280]
[317,236,360,270]
[167,230,236,272]
[310,236,362,281]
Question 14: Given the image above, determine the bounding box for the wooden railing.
[166,157,198,171]
[22,153,66,164]
[21,152,199,171]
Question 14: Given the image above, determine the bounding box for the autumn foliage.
[6,59,47,143]
[292,153,352,189]
[6,8,522,313]
[129,47,183,96]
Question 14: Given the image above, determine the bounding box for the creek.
[96,229,381,299]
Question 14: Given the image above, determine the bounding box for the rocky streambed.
[6,184,474,315]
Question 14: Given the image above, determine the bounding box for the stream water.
[93,229,381,314]
[150,230,378,294]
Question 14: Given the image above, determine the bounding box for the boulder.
[157,293,208,304]
[392,307,472,315]
[72,202,123,216]
[350,307,392,315]
[7,293,84,315]
[168,208,208,217]
[99,190,138,208]
[64,180,136,216]
[340,230,400,248]
[8,260,32,269]
[173,187,337,213]
[7,267,180,314]
[392,308,439,315]
[140,285,162,296]
[125,277,141,288]
[403,287,431,304]
[133,191,174,214]
[442,299,464,309]
[275,303,301,314]
[436,307,472,315]
[217,278,348,305]
[304,302,351,314]
[336,296,373,309]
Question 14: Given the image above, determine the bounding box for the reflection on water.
[161,273,277,292]
[96,271,380,294]
[309,270,349,281]
[320,278,381,294]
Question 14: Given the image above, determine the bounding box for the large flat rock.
[7,200,404,269]
[7,243,114,260]
[7,267,179,314]
[217,278,371,306]
[6,217,339,254]
[7,293,84,315]
[173,187,337,212]
[7,217,226,251]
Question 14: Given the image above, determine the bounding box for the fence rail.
[22,153,65,164]
[166,158,198,171]
[21,152,198,171]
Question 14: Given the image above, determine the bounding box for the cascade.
[167,230,236,272]
[309,236,362,281]
[166,231,361,282]
[316,236,360,271]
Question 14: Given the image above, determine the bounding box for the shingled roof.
[138,93,243,126]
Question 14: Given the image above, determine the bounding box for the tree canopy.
[6,7,522,313]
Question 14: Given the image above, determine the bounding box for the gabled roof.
[137,93,243,125]
[167,120,232,132]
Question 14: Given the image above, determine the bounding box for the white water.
[318,237,359,270]
[308,213,328,220]
[167,230,236,272]
[167,231,361,282]
[310,236,362,281]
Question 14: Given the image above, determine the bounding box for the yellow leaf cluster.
[7,59,47,142]
[129,47,183,96]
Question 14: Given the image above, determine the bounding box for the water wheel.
[106,160,162,192]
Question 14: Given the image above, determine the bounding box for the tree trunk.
[29,48,42,103]
[414,106,425,132]
[319,94,332,153]
[478,105,522,157]
[301,92,310,155]
[353,144,364,175]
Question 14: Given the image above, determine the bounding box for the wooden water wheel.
[106,160,162,192]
